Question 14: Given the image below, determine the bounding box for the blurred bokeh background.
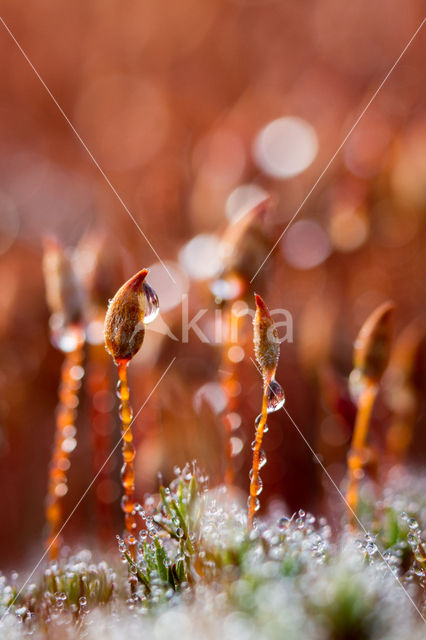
[0,0,425,569]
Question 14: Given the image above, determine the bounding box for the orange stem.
[346,382,378,524]
[45,340,84,559]
[221,306,245,485]
[117,360,137,541]
[248,385,268,529]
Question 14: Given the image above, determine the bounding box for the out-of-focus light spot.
[57,458,70,471]
[231,300,249,316]
[179,234,222,280]
[6,154,93,244]
[228,345,245,363]
[0,194,19,256]
[253,117,318,179]
[329,208,368,252]
[193,382,227,415]
[281,220,330,269]
[227,412,242,431]
[210,274,245,301]
[54,483,68,497]
[63,425,76,438]
[225,184,269,222]
[69,365,85,381]
[146,261,188,312]
[61,437,77,453]
[86,320,105,345]
[230,436,244,456]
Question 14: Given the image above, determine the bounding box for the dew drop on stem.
[266,379,285,413]
[258,449,267,469]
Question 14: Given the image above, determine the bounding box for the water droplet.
[266,379,285,413]
[116,379,130,400]
[119,404,133,423]
[254,414,269,432]
[247,496,260,512]
[253,475,263,496]
[408,518,419,531]
[278,516,290,531]
[176,527,184,538]
[258,449,267,468]
[141,283,159,324]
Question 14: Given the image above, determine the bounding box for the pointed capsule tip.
[127,268,149,290]
[254,293,265,308]
[254,293,271,317]
[375,300,395,318]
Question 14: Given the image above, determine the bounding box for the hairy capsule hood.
[104,269,155,363]
[253,293,280,383]
[353,301,394,382]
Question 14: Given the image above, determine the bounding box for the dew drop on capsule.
[266,379,285,413]
[141,283,160,324]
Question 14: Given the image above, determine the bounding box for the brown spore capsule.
[353,301,395,383]
[254,293,279,384]
[104,269,149,363]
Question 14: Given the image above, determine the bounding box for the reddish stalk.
[345,301,394,525]
[221,306,243,486]
[345,382,378,523]
[116,360,137,539]
[248,385,268,530]
[45,337,84,559]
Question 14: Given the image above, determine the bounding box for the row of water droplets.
[249,378,285,514]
